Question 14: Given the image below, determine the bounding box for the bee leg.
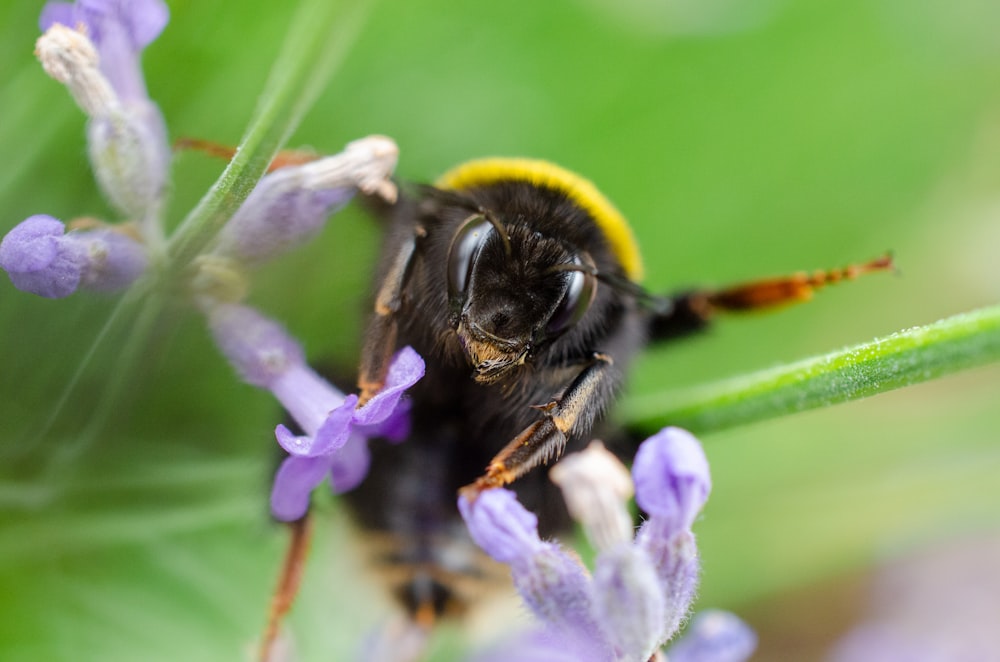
[650,254,894,342]
[357,229,421,404]
[462,353,617,496]
[259,515,313,662]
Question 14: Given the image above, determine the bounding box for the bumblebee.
[264,157,890,647]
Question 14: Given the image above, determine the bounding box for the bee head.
[446,212,597,383]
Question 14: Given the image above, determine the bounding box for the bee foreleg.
[462,352,617,496]
[358,230,420,404]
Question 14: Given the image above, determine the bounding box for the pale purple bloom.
[667,610,758,662]
[634,427,712,637]
[271,348,423,520]
[213,136,399,265]
[204,301,424,521]
[459,488,606,647]
[633,426,711,532]
[461,428,753,662]
[0,214,147,297]
[829,534,1000,662]
[40,0,169,105]
[38,0,170,221]
[215,177,352,265]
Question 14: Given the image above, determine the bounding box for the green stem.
[166,0,372,269]
[620,304,1000,434]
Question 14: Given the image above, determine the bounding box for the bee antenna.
[595,272,673,315]
[480,207,512,258]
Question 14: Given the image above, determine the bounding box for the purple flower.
[203,301,424,521]
[829,534,1000,662]
[667,610,758,662]
[0,215,147,297]
[37,1,170,223]
[213,136,399,265]
[40,0,169,105]
[633,427,712,637]
[461,429,752,662]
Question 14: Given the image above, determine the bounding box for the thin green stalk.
[166,0,372,268]
[620,304,1000,434]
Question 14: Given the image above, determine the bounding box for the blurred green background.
[1,0,999,659]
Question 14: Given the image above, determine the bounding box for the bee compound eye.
[546,263,597,336]
[447,214,494,299]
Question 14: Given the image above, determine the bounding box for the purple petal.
[458,488,544,565]
[512,545,604,644]
[631,427,710,639]
[274,425,310,456]
[591,544,666,659]
[39,3,75,32]
[214,137,396,265]
[635,527,701,640]
[472,627,610,662]
[461,490,601,638]
[110,0,170,50]
[1,216,67,271]
[269,364,346,436]
[0,215,86,298]
[366,398,411,443]
[666,610,757,662]
[273,395,356,458]
[828,625,927,662]
[353,347,425,426]
[632,427,711,534]
[41,0,168,104]
[41,0,169,51]
[309,395,358,456]
[328,434,371,494]
[217,174,354,264]
[77,229,148,291]
[206,303,306,389]
[87,104,170,218]
[270,454,333,521]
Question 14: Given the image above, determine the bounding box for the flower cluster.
[205,300,424,521]
[1,0,412,520]
[459,428,757,662]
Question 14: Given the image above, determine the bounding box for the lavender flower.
[6,1,400,305]
[667,610,759,662]
[40,0,170,106]
[37,0,171,228]
[9,0,407,534]
[460,428,756,662]
[829,534,1000,662]
[633,427,712,637]
[1,2,173,295]
[203,301,424,521]
[212,135,399,265]
[0,214,147,298]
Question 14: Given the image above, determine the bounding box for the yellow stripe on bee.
[436,158,644,282]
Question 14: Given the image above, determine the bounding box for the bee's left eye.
[447,214,493,299]
[546,263,596,336]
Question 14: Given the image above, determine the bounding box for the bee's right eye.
[447,214,493,298]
